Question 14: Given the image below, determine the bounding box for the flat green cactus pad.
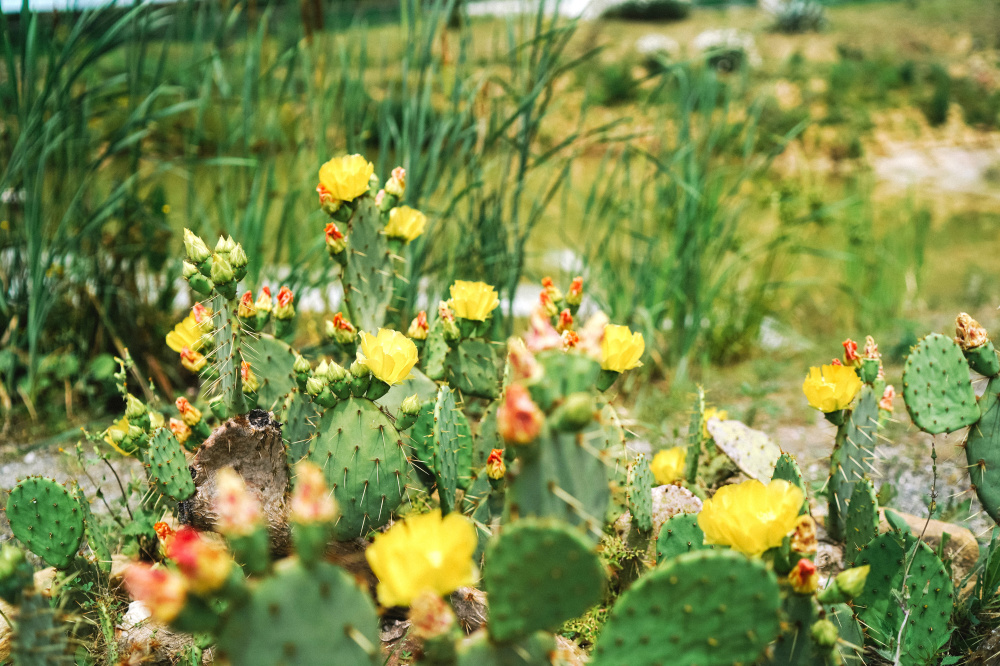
[654,513,712,564]
[309,397,409,540]
[844,479,878,567]
[705,418,781,482]
[143,427,196,502]
[6,477,84,569]
[434,386,474,513]
[72,484,111,572]
[217,559,378,666]
[406,398,438,490]
[828,385,879,542]
[592,549,781,666]
[281,390,320,464]
[484,519,605,642]
[529,351,601,411]
[473,401,501,470]
[772,452,805,491]
[13,588,71,665]
[628,454,654,534]
[343,197,393,332]
[854,533,953,665]
[243,333,298,412]
[829,603,864,666]
[902,333,980,434]
[447,339,502,399]
[966,375,1000,523]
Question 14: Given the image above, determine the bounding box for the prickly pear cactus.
[772,452,805,491]
[71,484,111,573]
[844,479,878,567]
[902,333,980,435]
[827,385,879,542]
[965,375,1000,523]
[654,513,711,564]
[342,197,392,332]
[455,630,556,666]
[483,519,605,642]
[210,296,247,416]
[592,549,781,666]
[853,532,953,664]
[6,477,84,569]
[243,333,298,411]
[684,388,705,484]
[447,340,502,399]
[829,603,864,666]
[282,390,320,463]
[309,397,409,540]
[143,427,196,502]
[434,386,474,514]
[628,454,654,534]
[705,418,781,482]
[216,560,378,665]
[12,588,71,665]
[406,399,438,491]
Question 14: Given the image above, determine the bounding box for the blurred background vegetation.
[1,0,998,442]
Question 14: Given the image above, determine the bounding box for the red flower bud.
[497,384,544,445]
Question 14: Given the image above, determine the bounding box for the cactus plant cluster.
[6,156,1000,666]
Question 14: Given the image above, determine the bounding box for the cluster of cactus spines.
[483,519,604,642]
[12,587,71,666]
[72,484,111,573]
[628,454,654,534]
[684,387,705,484]
[5,477,84,569]
[592,549,782,666]
[308,396,409,540]
[844,479,879,567]
[433,386,474,514]
[654,513,711,564]
[143,427,196,502]
[853,532,953,663]
[446,339,502,400]
[902,333,981,435]
[215,559,379,665]
[705,417,782,482]
[827,383,879,542]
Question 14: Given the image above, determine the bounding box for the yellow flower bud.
[385,206,428,243]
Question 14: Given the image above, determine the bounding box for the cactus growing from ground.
[12,587,71,666]
[844,478,878,567]
[827,382,880,542]
[6,477,84,569]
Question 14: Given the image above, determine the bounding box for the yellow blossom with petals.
[358,329,419,386]
[601,325,644,372]
[166,314,207,353]
[385,206,428,243]
[366,511,477,607]
[318,155,374,204]
[698,479,804,557]
[802,364,862,413]
[650,447,686,485]
[448,281,500,321]
[702,407,728,438]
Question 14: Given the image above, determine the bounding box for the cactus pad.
[684,388,705,484]
[281,390,320,464]
[455,630,556,666]
[447,340,502,399]
[592,549,781,666]
[12,588,71,665]
[434,386,474,513]
[654,513,711,564]
[72,485,111,572]
[844,479,878,567]
[342,197,392,332]
[772,452,805,492]
[243,333,298,411]
[309,397,409,539]
[217,559,378,665]
[705,418,781,482]
[628,455,654,534]
[827,385,879,541]
[406,398,438,490]
[6,477,84,569]
[143,427,196,502]
[965,375,1000,523]
[829,602,864,666]
[853,532,953,664]
[483,519,605,642]
[902,333,980,434]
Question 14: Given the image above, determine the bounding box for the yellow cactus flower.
[366,511,477,607]
[448,281,500,321]
[601,325,644,372]
[698,479,805,557]
[166,314,207,353]
[802,364,862,413]
[317,154,374,204]
[358,329,419,386]
[650,447,686,485]
[104,417,131,455]
[385,206,428,243]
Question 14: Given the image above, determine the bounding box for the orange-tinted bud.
[165,527,232,595]
[486,449,506,480]
[238,291,257,319]
[174,397,202,427]
[325,222,347,254]
[180,347,206,373]
[255,286,273,313]
[842,338,859,365]
[863,335,881,360]
[557,309,574,333]
[497,384,544,445]
[275,286,295,320]
[123,564,188,623]
[880,384,896,412]
[407,311,429,340]
[790,515,817,555]
[539,290,559,318]
[788,558,819,594]
[956,312,989,350]
[561,330,580,350]
[566,276,583,306]
[169,418,191,445]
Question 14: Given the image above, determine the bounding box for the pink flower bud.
[407,311,429,340]
[289,461,338,524]
[275,286,295,320]
[123,563,188,623]
[524,307,562,353]
[169,418,191,445]
[408,589,455,640]
[863,335,881,360]
[842,338,859,365]
[879,385,895,412]
[497,384,544,445]
[506,338,542,382]
[165,527,232,595]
